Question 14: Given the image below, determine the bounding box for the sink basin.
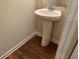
[35,8,62,21]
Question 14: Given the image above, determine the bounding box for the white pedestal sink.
[35,8,62,47]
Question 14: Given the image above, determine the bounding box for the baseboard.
[51,38,59,44]
[0,31,37,59]
[35,31,59,44]
[34,31,42,37]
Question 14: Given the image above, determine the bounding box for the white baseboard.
[0,31,37,59]
[51,38,59,44]
[0,31,58,59]
[34,31,42,37]
[35,31,59,44]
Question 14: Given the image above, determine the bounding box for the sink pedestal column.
[41,21,53,47]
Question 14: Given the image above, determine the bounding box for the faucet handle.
[47,5,51,9]
[48,5,56,12]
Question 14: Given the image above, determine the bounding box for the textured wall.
[0,0,35,56]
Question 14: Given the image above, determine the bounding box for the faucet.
[48,5,56,12]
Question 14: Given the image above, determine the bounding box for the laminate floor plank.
[6,36,58,59]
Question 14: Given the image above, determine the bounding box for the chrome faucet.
[48,5,56,12]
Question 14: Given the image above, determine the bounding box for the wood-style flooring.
[6,35,58,59]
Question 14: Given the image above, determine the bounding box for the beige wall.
[60,0,71,9]
[36,0,67,43]
[0,0,35,56]
[35,0,43,33]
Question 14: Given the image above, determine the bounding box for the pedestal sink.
[35,8,62,47]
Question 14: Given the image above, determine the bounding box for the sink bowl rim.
[35,8,62,18]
